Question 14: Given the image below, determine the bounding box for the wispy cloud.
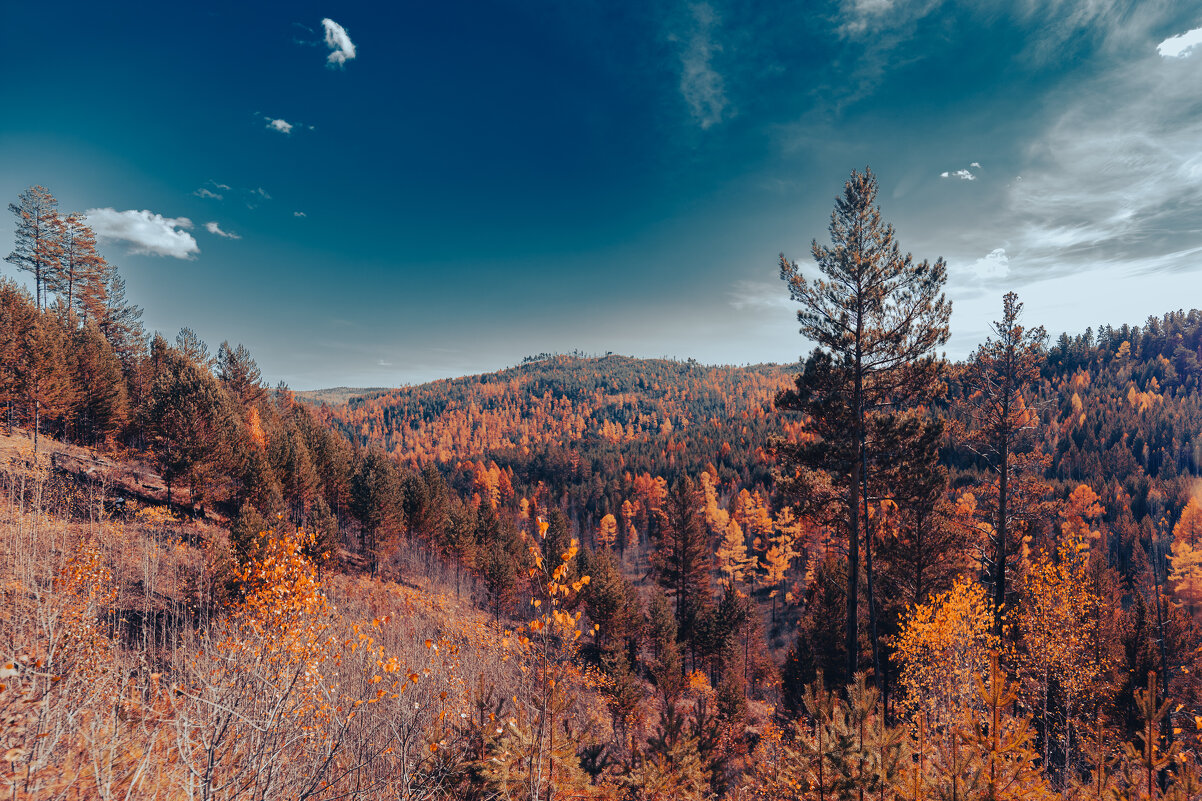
[293,211,307,218]
[204,221,241,239]
[728,280,791,312]
[322,18,356,67]
[86,208,199,259]
[989,36,1202,283]
[242,187,272,210]
[675,4,728,129]
[838,0,898,37]
[941,168,977,181]
[193,180,228,200]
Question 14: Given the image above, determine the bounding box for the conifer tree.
[18,312,74,451]
[6,186,63,310]
[143,337,237,506]
[70,320,129,445]
[54,213,107,321]
[97,271,145,375]
[777,167,950,676]
[0,279,35,432]
[962,292,1047,634]
[216,341,266,408]
[651,476,713,658]
[627,702,711,801]
[349,448,403,575]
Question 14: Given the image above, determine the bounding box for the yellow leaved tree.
[1171,498,1202,619]
[894,577,1000,729]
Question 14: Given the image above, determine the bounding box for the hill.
[318,353,798,479]
[294,386,392,406]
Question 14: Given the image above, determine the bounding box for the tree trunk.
[994,425,1008,636]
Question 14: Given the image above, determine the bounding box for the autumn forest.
[6,170,1202,801]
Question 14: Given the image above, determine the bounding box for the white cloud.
[941,168,976,180]
[204,221,241,239]
[266,118,293,134]
[194,187,222,200]
[85,208,199,259]
[677,4,728,129]
[1157,26,1202,58]
[970,161,981,168]
[254,187,271,200]
[970,248,1009,280]
[322,18,356,67]
[293,211,307,218]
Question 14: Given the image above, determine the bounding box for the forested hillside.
[5,177,1202,799]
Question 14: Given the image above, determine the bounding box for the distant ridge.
[316,353,801,466]
[294,386,394,406]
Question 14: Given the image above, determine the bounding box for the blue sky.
[3,0,1202,388]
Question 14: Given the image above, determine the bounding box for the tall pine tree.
[777,167,950,677]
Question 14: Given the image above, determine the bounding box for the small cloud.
[266,118,293,135]
[240,187,272,210]
[1158,27,1202,58]
[204,221,241,240]
[86,208,199,259]
[377,358,392,367]
[676,4,728,129]
[322,18,356,67]
[970,248,1009,280]
[970,161,981,168]
[293,211,307,217]
[941,168,977,181]
[193,180,228,200]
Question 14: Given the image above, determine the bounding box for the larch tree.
[6,185,63,311]
[18,313,75,451]
[0,279,35,432]
[597,512,618,550]
[777,166,950,677]
[962,291,1047,635]
[54,213,108,321]
[1170,498,1202,619]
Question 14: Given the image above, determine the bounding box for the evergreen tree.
[777,166,950,676]
[627,702,711,801]
[6,186,63,310]
[216,341,266,407]
[651,475,713,662]
[962,292,1047,634]
[349,448,403,576]
[70,320,129,445]
[143,337,238,507]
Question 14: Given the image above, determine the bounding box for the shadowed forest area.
[4,172,1202,799]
